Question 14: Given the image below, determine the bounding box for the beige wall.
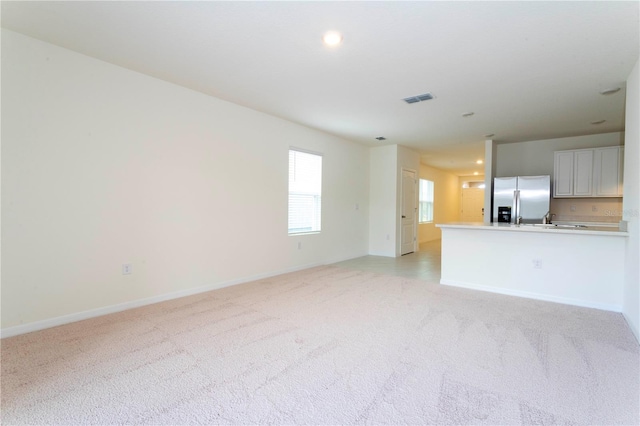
[551,198,623,223]
[2,30,370,333]
[418,164,460,242]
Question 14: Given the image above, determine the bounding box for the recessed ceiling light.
[600,87,621,95]
[462,112,474,117]
[483,133,495,138]
[591,120,606,125]
[375,136,386,141]
[473,172,479,175]
[476,160,483,164]
[322,32,343,46]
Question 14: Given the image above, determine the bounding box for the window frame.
[418,178,434,224]
[288,148,323,235]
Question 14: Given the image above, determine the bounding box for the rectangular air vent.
[403,97,421,104]
[403,92,434,104]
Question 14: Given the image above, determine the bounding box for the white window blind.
[419,179,434,223]
[288,149,322,234]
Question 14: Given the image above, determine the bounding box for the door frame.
[399,167,418,256]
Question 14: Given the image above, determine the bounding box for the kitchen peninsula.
[437,222,628,312]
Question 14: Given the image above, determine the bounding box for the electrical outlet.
[592,205,598,212]
[297,242,302,250]
[355,203,359,211]
[122,263,132,275]
[570,205,576,212]
[532,259,542,269]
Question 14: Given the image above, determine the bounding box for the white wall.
[368,144,420,256]
[418,164,460,242]
[484,139,497,223]
[495,132,624,178]
[440,226,626,312]
[622,59,640,342]
[1,30,370,334]
[368,145,397,256]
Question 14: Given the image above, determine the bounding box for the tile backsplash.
[550,197,623,223]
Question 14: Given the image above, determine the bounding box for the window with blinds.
[288,149,322,234]
[419,179,434,223]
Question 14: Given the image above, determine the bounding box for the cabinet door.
[594,147,621,197]
[618,147,624,196]
[554,151,574,197]
[573,150,593,196]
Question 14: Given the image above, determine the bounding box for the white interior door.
[401,169,417,255]
[461,188,485,222]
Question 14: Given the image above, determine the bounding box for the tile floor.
[333,240,441,281]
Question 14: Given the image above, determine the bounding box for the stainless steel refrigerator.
[492,175,550,224]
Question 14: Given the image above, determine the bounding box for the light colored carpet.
[1,265,638,425]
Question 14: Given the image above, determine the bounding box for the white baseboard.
[622,311,640,344]
[324,251,370,265]
[1,259,354,339]
[440,279,622,313]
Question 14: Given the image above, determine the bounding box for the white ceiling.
[2,1,638,176]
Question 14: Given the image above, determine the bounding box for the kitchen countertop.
[436,222,629,237]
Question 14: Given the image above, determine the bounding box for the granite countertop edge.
[436,222,629,237]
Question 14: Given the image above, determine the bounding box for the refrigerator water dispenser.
[497,206,512,223]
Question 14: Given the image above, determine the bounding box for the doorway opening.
[461,181,485,222]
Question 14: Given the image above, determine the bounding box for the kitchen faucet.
[542,211,553,224]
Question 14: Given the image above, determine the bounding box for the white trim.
[0,254,365,339]
[623,311,640,342]
[440,279,622,313]
[289,146,323,157]
[324,252,368,266]
[399,167,418,256]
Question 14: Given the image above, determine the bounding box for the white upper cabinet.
[553,151,575,197]
[554,146,624,198]
[573,149,594,196]
[593,146,624,197]
[553,148,593,197]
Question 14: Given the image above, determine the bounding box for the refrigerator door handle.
[514,189,521,224]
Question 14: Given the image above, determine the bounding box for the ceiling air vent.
[403,92,434,104]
